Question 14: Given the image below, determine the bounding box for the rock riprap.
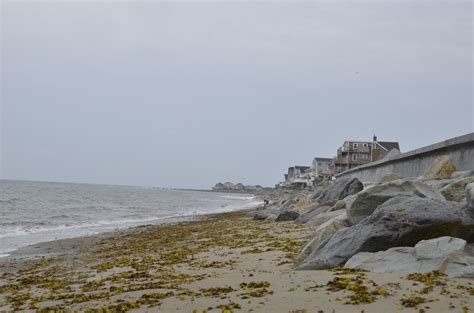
[346,180,444,225]
[250,208,280,221]
[422,155,456,180]
[345,236,474,278]
[294,204,332,225]
[440,176,474,202]
[275,211,300,222]
[296,211,349,264]
[297,196,474,270]
[322,177,363,202]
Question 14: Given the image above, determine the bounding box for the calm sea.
[0,180,262,257]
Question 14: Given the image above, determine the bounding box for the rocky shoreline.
[251,155,474,278]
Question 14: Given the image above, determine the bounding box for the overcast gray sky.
[1,0,472,188]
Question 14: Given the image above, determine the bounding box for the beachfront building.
[310,157,333,181]
[333,136,400,174]
[281,165,311,188]
[371,135,401,162]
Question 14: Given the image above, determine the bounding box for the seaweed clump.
[400,294,427,308]
[240,281,273,298]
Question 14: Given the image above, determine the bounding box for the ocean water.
[0,180,262,257]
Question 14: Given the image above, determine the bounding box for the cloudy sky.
[1,0,472,188]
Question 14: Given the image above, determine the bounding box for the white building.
[310,157,332,181]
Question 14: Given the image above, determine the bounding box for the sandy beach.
[0,209,473,312]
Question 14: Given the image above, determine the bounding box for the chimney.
[373,134,378,142]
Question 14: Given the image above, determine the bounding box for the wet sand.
[0,210,473,312]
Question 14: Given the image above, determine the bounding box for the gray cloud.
[1,1,472,188]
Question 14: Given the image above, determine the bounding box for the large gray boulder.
[250,208,280,221]
[308,185,330,200]
[297,196,474,270]
[322,178,363,202]
[296,211,349,264]
[345,237,474,278]
[278,195,302,211]
[304,209,346,229]
[346,180,444,225]
[441,177,474,202]
[275,211,300,222]
[294,204,332,225]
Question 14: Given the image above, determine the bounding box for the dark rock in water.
[297,196,474,270]
[275,211,300,222]
[346,180,443,225]
[322,178,363,202]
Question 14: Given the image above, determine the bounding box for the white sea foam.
[220,195,256,200]
[0,215,182,239]
[0,180,263,255]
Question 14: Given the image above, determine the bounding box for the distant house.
[333,136,400,174]
[371,135,401,162]
[295,165,311,176]
[282,165,311,188]
[286,166,310,182]
[310,157,332,181]
[286,167,295,182]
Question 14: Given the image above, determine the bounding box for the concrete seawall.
[335,133,474,182]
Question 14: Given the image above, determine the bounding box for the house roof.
[344,140,372,144]
[295,166,310,170]
[314,157,332,162]
[378,141,400,151]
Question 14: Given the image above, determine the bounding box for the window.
[352,154,357,161]
[363,143,368,147]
